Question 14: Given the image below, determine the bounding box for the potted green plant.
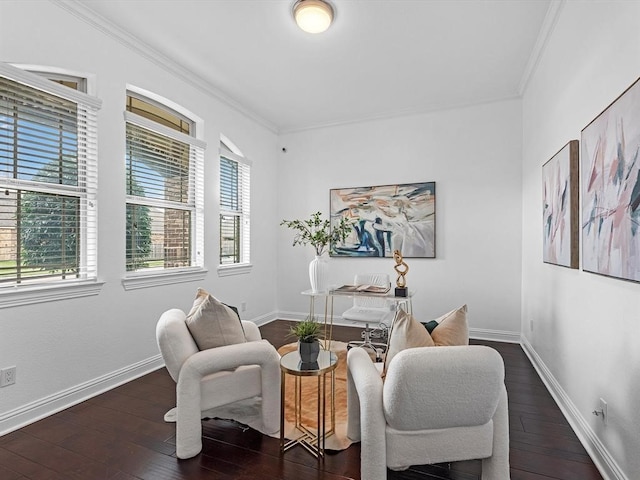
[288,316,323,364]
[281,211,353,292]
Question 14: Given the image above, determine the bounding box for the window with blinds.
[220,142,250,266]
[125,93,204,273]
[0,63,100,287]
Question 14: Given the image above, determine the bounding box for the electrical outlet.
[530,319,534,331]
[241,302,247,312]
[0,366,16,387]
[600,398,608,425]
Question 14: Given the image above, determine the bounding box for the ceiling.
[71,0,554,133]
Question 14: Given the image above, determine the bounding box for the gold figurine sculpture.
[393,249,409,297]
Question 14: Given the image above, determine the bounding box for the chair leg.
[347,323,387,361]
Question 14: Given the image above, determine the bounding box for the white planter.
[309,255,328,293]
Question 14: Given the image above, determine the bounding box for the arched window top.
[220,134,251,167]
[220,134,244,157]
[13,63,95,95]
[126,84,204,140]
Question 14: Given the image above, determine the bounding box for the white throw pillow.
[383,308,434,376]
[383,305,469,377]
[185,288,246,350]
[430,304,469,346]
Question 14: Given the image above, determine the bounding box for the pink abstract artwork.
[581,78,640,282]
[543,141,578,268]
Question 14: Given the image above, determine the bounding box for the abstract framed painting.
[329,182,435,258]
[581,77,640,283]
[542,140,579,268]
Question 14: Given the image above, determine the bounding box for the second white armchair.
[347,345,510,479]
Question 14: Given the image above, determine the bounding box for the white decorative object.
[281,211,352,293]
[309,255,328,293]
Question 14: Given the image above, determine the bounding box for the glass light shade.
[294,0,334,34]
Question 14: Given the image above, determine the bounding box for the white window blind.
[219,143,250,265]
[0,63,100,287]
[124,109,204,273]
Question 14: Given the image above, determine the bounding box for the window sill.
[217,263,253,277]
[0,280,105,309]
[122,268,208,291]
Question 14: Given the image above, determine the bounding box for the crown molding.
[50,0,278,134]
[518,0,566,95]
[50,0,559,136]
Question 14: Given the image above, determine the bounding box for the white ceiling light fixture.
[293,0,334,34]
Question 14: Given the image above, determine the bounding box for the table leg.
[316,375,324,460]
[322,296,334,351]
[295,375,301,429]
[330,368,335,434]
[321,372,326,455]
[280,370,285,453]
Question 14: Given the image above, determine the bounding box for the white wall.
[277,99,523,340]
[0,1,279,432]
[521,1,640,479]
[6,3,637,478]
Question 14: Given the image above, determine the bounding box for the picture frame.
[329,182,436,258]
[581,77,640,283]
[542,140,579,268]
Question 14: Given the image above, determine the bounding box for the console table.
[301,288,414,349]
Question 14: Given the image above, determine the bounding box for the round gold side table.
[279,349,338,459]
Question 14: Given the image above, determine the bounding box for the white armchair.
[347,345,510,479]
[156,308,281,459]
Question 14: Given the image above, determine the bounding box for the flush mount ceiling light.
[293,0,334,34]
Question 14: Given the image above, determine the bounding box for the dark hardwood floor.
[0,321,603,480]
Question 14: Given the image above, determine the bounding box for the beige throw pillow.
[383,308,434,375]
[382,305,469,377]
[431,304,469,346]
[185,288,246,350]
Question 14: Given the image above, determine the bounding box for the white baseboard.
[277,310,314,322]
[0,354,164,436]
[520,337,627,480]
[469,327,520,343]
[249,310,279,327]
[276,311,520,343]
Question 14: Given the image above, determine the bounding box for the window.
[219,140,250,267]
[0,62,100,288]
[33,71,87,93]
[124,91,204,275]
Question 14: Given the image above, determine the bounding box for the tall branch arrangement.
[281,211,353,256]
